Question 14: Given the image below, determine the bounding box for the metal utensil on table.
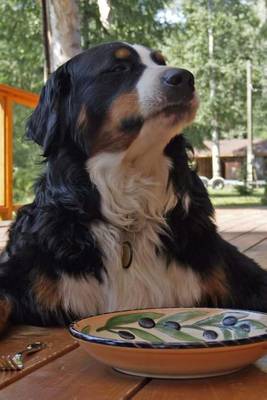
[0,342,46,371]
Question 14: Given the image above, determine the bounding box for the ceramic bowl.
[69,307,267,378]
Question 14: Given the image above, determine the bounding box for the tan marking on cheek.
[33,275,60,310]
[201,268,230,306]
[108,91,141,121]
[115,47,131,59]
[92,91,141,155]
[0,298,12,333]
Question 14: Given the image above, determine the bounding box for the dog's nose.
[162,68,195,89]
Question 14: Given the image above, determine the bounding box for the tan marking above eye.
[151,51,166,65]
[114,47,131,59]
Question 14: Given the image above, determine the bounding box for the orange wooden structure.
[0,84,39,220]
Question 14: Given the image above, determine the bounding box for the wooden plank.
[216,208,267,233]
[221,231,245,241]
[0,220,11,250]
[228,233,267,252]
[219,213,267,233]
[0,222,10,240]
[0,326,78,389]
[132,359,267,400]
[245,238,267,269]
[0,347,148,400]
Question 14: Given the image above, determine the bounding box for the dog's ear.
[26,65,70,156]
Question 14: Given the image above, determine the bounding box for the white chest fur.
[59,152,202,317]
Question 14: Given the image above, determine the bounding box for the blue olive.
[163,321,181,330]
[239,323,251,333]
[222,316,238,326]
[138,318,155,329]
[118,330,135,340]
[203,330,218,340]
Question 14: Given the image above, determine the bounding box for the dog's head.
[27,42,198,158]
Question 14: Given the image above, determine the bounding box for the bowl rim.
[69,307,267,350]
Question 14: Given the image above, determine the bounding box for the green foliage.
[0,1,43,92]
[79,0,173,48]
[209,187,264,207]
[163,0,267,145]
[0,1,44,204]
[235,185,254,196]
[261,185,267,205]
[1,0,267,205]
[13,104,42,203]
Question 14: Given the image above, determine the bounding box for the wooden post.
[0,84,39,220]
[0,98,5,210]
[0,97,13,220]
[246,60,254,185]
[5,99,13,220]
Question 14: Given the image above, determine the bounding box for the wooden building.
[195,138,267,180]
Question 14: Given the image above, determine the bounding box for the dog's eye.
[109,63,130,73]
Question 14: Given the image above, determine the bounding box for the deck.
[0,207,267,399]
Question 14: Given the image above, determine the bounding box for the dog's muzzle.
[136,65,196,118]
[161,68,195,104]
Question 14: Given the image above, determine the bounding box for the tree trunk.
[257,0,267,97]
[43,0,82,73]
[208,0,221,178]
[246,60,254,184]
[97,0,111,30]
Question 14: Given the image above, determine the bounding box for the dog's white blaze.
[59,152,202,317]
[133,44,156,67]
[132,44,168,118]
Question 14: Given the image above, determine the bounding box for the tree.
[163,0,266,148]
[42,0,82,74]
[1,0,174,203]
[79,0,173,48]
[1,0,266,203]
[0,1,44,204]
[208,0,221,177]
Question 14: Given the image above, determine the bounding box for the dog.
[1,41,267,334]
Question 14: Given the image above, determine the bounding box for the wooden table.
[1,207,267,400]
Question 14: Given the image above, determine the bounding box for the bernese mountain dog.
[0,41,267,334]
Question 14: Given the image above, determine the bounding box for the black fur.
[1,42,267,332]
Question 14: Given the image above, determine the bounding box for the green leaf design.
[233,327,250,339]
[194,314,225,326]
[221,327,233,340]
[195,311,249,327]
[96,312,164,332]
[81,325,90,334]
[241,319,266,330]
[117,327,164,344]
[157,310,208,325]
[156,326,200,342]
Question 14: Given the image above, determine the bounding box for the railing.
[0,84,39,220]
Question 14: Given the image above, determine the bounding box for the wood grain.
[0,325,78,389]
[0,221,9,250]
[0,209,267,398]
[245,238,267,269]
[132,359,267,400]
[0,347,148,400]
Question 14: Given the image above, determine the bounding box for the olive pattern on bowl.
[79,309,267,348]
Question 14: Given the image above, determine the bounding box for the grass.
[208,187,265,208]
